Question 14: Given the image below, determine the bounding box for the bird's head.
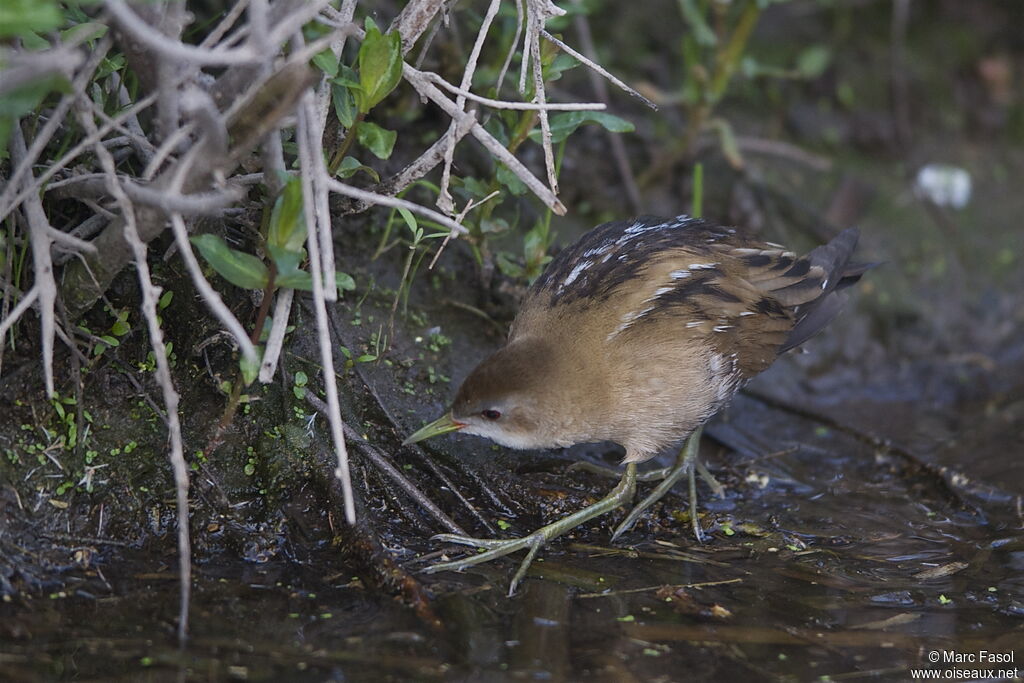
[403,338,559,450]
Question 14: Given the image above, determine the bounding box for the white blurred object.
[914,164,972,209]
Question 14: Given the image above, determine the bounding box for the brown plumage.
[447,215,866,463]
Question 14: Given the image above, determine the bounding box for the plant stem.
[327,112,365,176]
[206,262,277,457]
[692,161,704,218]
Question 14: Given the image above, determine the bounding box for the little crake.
[405,215,869,595]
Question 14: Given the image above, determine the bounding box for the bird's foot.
[610,428,712,543]
[423,464,638,596]
[424,531,548,597]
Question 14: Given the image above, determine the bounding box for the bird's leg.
[424,463,638,596]
[610,427,707,542]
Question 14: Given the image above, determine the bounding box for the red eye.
[481,409,501,420]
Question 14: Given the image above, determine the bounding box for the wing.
[518,215,861,380]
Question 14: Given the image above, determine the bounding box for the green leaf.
[191,234,270,290]
[0,0,62,38]
[495,164,527,196]
[294,371,308,387]
[355,18,403,113]
[158,290,173,310]
[483,116,510,146]
[266,243,303,279]
[461,176,492,200]
[335,156,380,182]
[397,207,417,233]
[110,319,130,336]
[542,53,580,83]
[100,335,119,347]
[529,111,634,144]
[239,353,260,386]
[331,79,358,128]
[274,270,314,291]
[267,176,307,253]
[335,271,355,291]
[61,21,107,45]
[312,49,339,78]
[356,121,396,159]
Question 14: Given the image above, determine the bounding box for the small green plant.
[292,371,308,399]
[323,18,405,176]
[191,175,355,383]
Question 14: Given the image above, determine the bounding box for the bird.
[404,214,870,595]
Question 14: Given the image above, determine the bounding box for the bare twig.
[105,0,260,65]
[527,3,559,193]
[11,127,57,398]
[297,94,355,525]
[75,97,192,645]
[389,0,448,55]
[293,38,338,301]
[326,177,469,235]
[437,0,502,215]
[122,181,246,215]
[315,1,358,132]
[423,71,607,111]
[0,37,112,221]
[198,0,251,48]
[142,122,195,181]
[167,210,261,368]
[334,111,478,217]
[0,287,40,341]
[428,190,500,270]
[403,64,566,215]
[257,288,294,383]
[0,91,159,221]
[496,0,524,93]
[105,0,332,66]
[540,29,658,110]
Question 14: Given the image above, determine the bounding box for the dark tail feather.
[779,228,871,353]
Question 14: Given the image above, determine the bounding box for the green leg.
[610,427,706,542]
[424,463,638,596]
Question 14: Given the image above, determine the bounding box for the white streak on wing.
[739,311,755,316]
[670,269,690,279]
[713,325,733,332]
[689,262,719,270]
[686,321,703,328]
[709,352,739,402]
[607,304,656,340]
[624,219,667,236]
[559,259,592,291]
[643,286,673,303]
